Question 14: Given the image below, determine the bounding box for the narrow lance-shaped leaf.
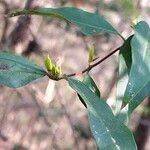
[78,74,100,107]
[68,77,137,150]
[9,7,121,36]
[117,21,150,123]
[83,75,100,97]
[0,52,47,88]
[115,36,133,114]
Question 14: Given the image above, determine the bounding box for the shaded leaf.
[115,36,133,114]
[83,75,100,97]
[68,77,137,150]
[78,75,100,107]
[0,52,47,88]
[9,7,120,36]
[117,21,150,123]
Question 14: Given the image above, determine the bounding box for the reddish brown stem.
[60,46,121,79]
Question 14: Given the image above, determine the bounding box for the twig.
[60,46,121,79]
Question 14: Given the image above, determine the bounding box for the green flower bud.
[45,55,52,71]
[55,66,60,75]
[88,46,95,64]
[52,64,56,75]
[44,55,63,80]
[58,66,63,75]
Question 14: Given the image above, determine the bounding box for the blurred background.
[0,0,150,149]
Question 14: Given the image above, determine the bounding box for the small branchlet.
[45,46,121,80]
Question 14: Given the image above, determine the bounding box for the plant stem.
[59,46,121,80]
[119,33,126,41]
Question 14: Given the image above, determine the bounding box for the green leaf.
[115,36,133,114]
[83,75,100,97]
[68,77,137,150]
[117,21,150,123]
[0,52,47,88]
[78,75,100,107]
[9,7,121,36]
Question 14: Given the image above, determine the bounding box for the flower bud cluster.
[45,55,63,80]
